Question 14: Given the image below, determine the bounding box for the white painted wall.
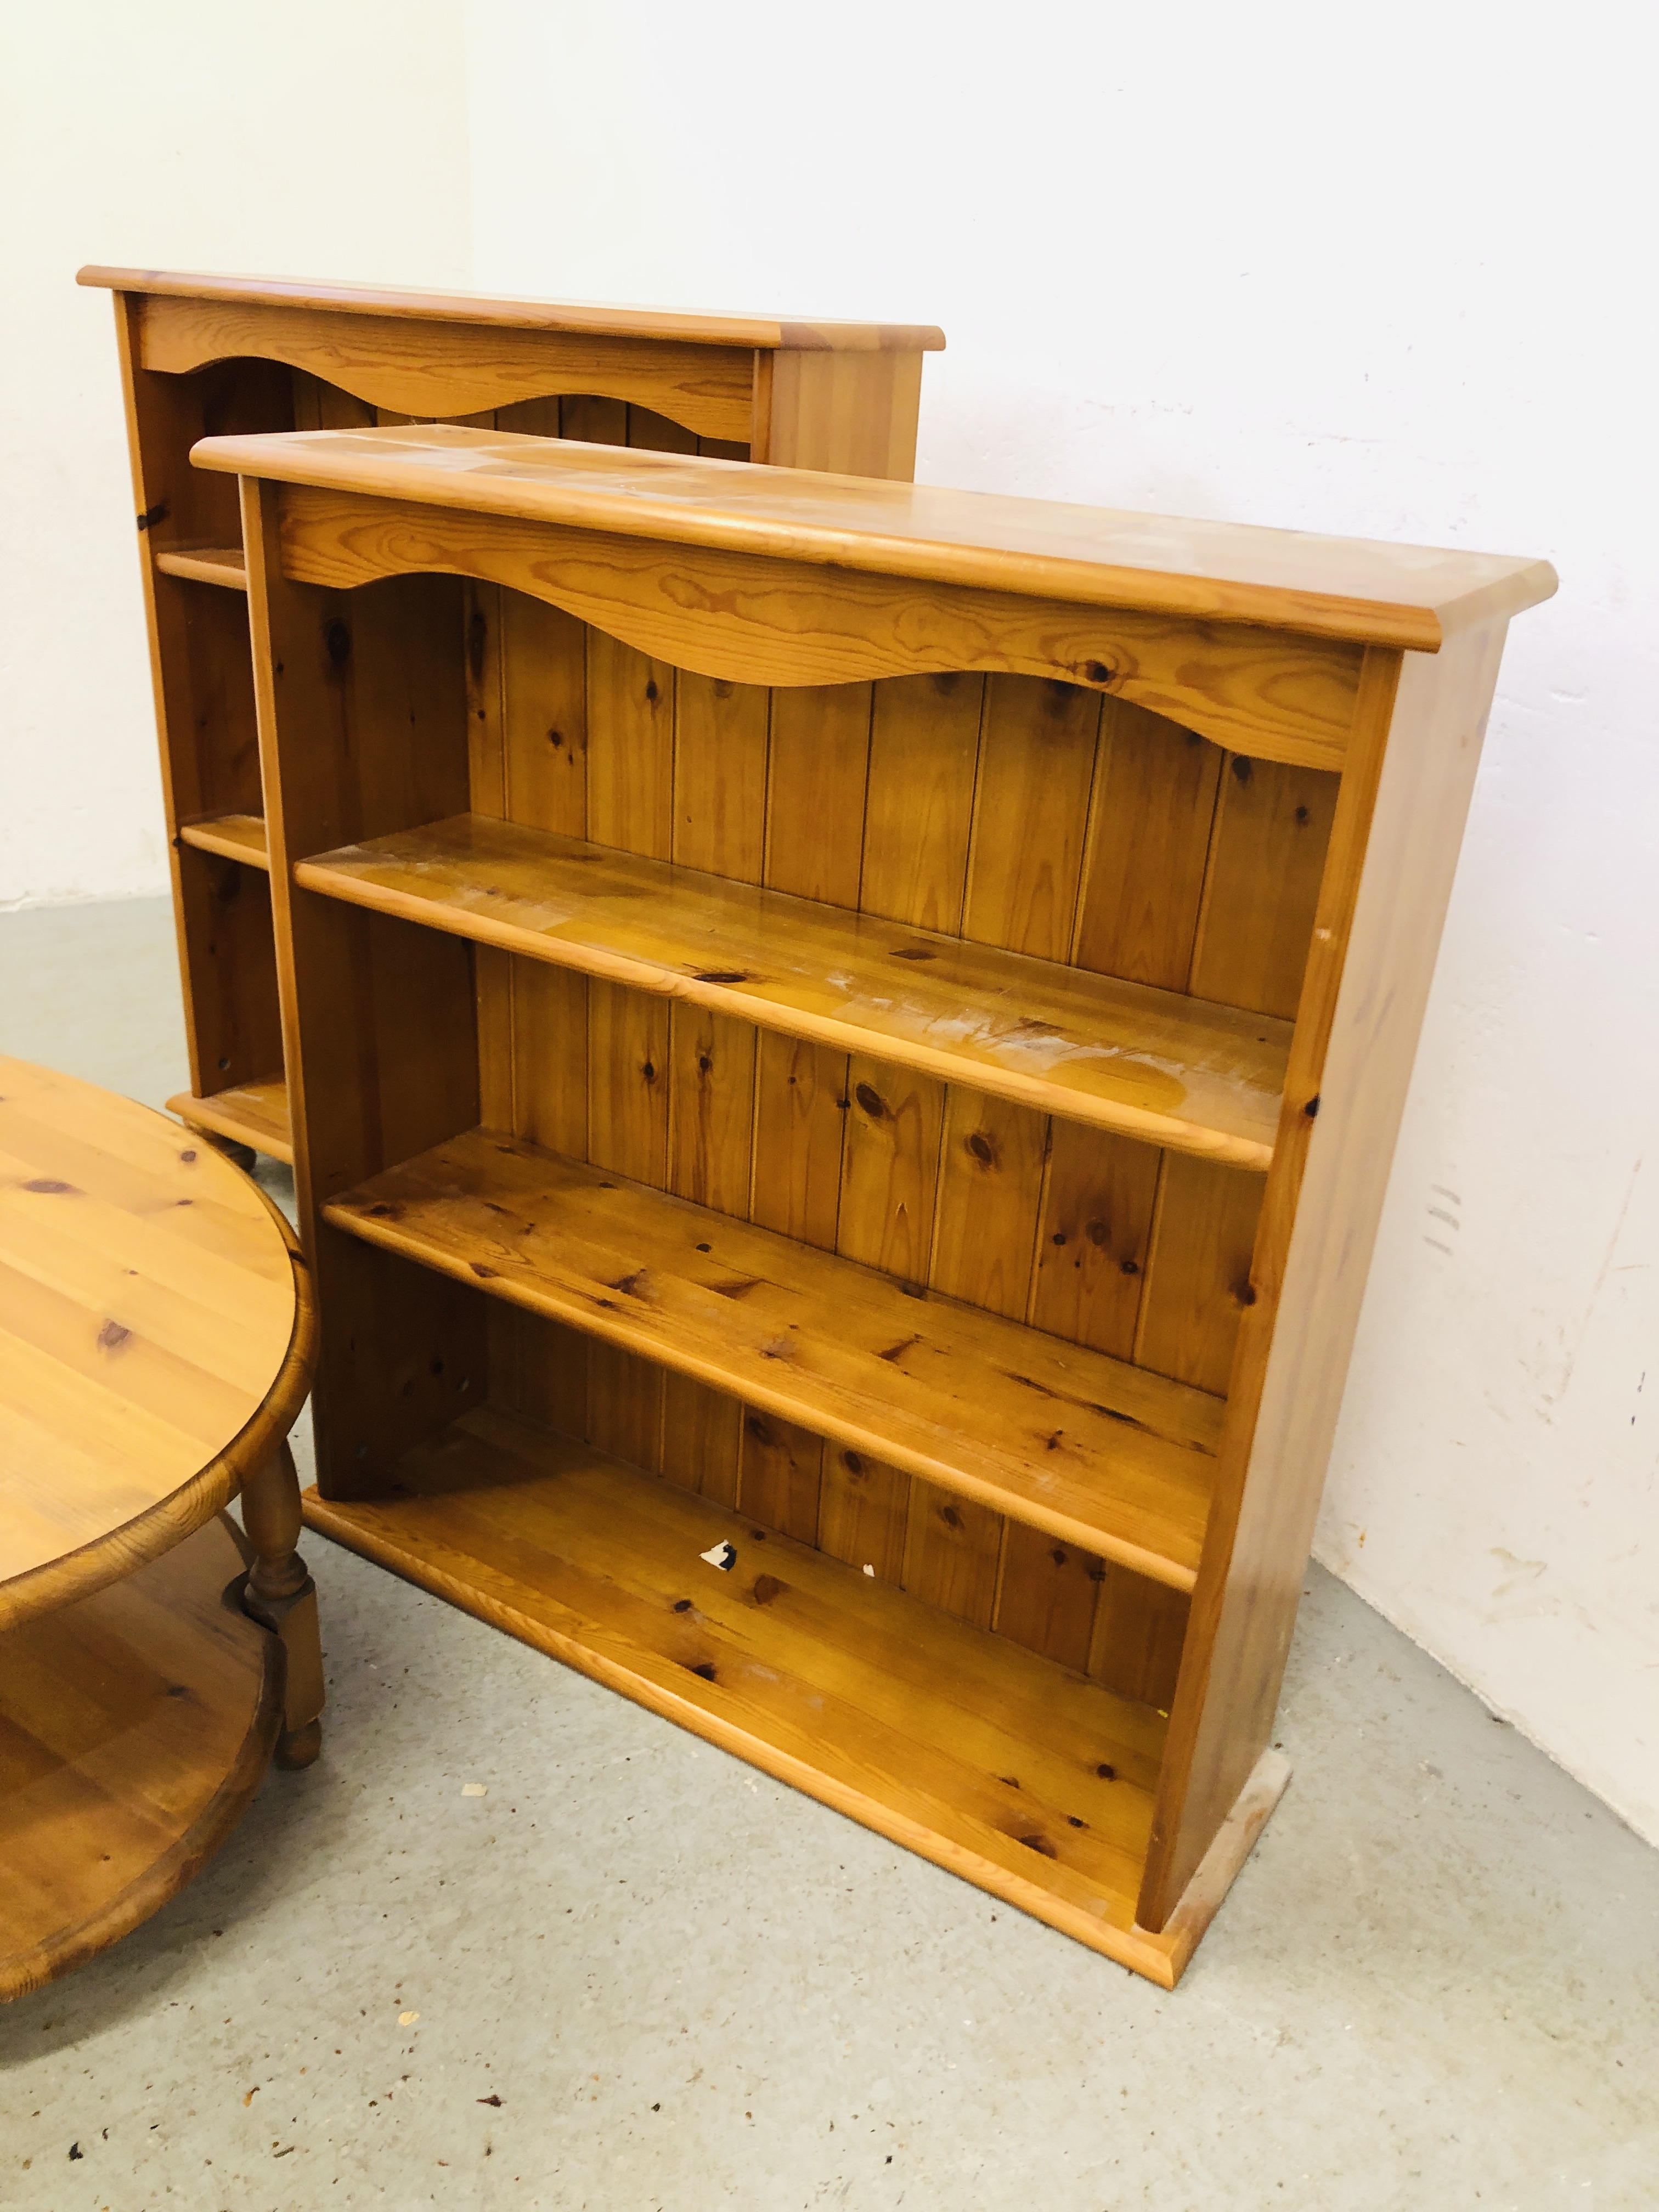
[462,0,1658,1842]
[7,1,1655,1847]
[0,0,473,908]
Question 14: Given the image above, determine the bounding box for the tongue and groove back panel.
[343,573,1339,1708]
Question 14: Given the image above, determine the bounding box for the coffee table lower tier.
[0,1517,283,2002]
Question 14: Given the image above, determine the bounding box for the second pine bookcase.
[80,264,943,1165]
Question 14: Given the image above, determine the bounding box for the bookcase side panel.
[245,481,481,1497]
[761,350,926,481]
[114,301,292,1098]
[1141,630,1506,1928]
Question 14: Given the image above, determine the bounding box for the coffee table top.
[0,1058,315,1629]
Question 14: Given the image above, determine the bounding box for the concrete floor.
[3,898,1657,2210]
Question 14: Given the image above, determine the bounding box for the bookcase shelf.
[84,265,940,1165]
[166,1073,291,1164]
[153,544,247,590]
[201,420,1552,1982]
[326,1126,1221,1589]
[298,815,1289,1169]
[177,811,269,869]
[301,1401,1220,1981]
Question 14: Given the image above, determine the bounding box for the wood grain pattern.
[0,1516,282,2002]
[154,544,247,590]
[558,394,628,447]
[837,1059,946,1289]
[629,404,700,456]
[661,1368,742,1506]
[501,594,588,836]
[177,811,269,870]
[0,1057,315,1629]
[816,1445,910,1583]
[667,1004,755,1216]
[83,266,945,352]
[833,1053,946,1598]
[964,676,1102,960]
[199,424,1557,648]
[241,482,486,1502]
[1189,755,1340,1018]
[509,961,589,1156]
[1135,1156,1266,1396]
[583,619,679,1467]
[295,813,1290,1169]
[324,1126,1222,1588]
[860,674,984,931]
[931,1090,1046,1322]
[1090,1567,1189,1713]
[737,1408,823,1542]
[673,675,769,880]
[1140,634,1507,1927]
[172,847,284,1101]
[1030,1120,1159,1358]
[763,351,926,479]
[1074,704,1222,987]
[904,1482,1004,1629]
[750,1033,848,1251]
[102,270,929,1189]
[142,295,758,442]
[586,979,670,1186]
[298,1406,1225,1984]
[107,317,284,1118]
[994,1521,1102,1673]
[586,633,674,857]
[291,370,377,432]
[665,997,755,1506]
[227,392,1552,1981]
[266,483,1364,770]
[764,684,872,906]
[586,1342,664,1473]
[170,1075,292,1166]
[494,1306,588,1440]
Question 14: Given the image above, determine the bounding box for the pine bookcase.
[79,265,943,1166]
[193,422,1554,1984]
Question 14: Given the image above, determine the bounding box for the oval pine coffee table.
[0,1057,320,2002]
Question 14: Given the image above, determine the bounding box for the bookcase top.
[77,266,946,355]
[193,423,1556,651]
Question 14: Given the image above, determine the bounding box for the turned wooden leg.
[240,1441,324,1770]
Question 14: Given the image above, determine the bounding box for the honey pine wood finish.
[199,424,1554,1983]
[0,1059,324,1996]
[78,267,943,1168]
[0,1517,281,2003]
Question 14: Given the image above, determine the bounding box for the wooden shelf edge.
[177,812,270,870]
[322,1128,1215,1592]
[295,820,1284,1172]
[154,544,248,591]
[77,266,946,353]
[170,1077,292,1165]
[300,1418,1189,1985]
